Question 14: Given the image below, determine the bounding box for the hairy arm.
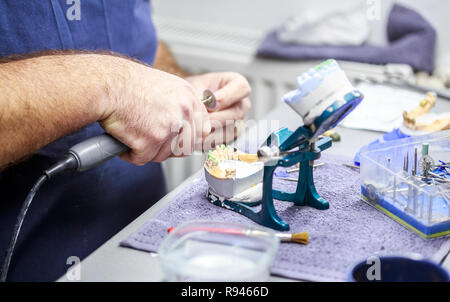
[0,50,209,170]
[0,52,118,169]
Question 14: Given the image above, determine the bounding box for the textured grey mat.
[121,154,450,281]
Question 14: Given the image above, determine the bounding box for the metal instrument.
[66,90,217,171]
[202,89,217,109]
[207,60,364,231]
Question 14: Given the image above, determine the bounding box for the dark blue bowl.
[348,256,450,282]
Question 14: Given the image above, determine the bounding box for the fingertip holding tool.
[201,89,217,110]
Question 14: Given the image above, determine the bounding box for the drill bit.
[279,177,299,182]
[413,148,418,176]
[343,163,360,170]
[287,163,324,173]
[202,89,217,109]
[406,153,409,173]
[428,171,450,183]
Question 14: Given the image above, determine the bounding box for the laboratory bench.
[58,99,450,282]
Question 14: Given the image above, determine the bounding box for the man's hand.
[185,72,251,150]
[99,58,211,165]
[0,52,211,169]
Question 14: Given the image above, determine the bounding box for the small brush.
[274,232,309,245]
[243,229,308,245]
[168,227,309,245]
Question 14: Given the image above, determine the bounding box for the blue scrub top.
[0,0,166,281]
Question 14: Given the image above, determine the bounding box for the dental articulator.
[204,59,364,231]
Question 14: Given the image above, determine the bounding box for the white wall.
[152,0,450,190]
[152,0,450,71]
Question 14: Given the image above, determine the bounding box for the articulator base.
[207,89,363,231]
[207,127,332,231]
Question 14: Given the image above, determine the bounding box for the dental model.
[283,59,356,127]
[402,92,450,132]
[204,145,263,199]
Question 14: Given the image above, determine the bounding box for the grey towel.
[121,154,449,281]
[257,4,437,73]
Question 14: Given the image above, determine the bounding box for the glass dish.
[158,221,280,282]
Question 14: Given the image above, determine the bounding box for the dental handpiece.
[2,90,218,282]
[62,90,217,172]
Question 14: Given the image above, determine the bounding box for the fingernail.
[209,101,220,112]
[208,91,220,112]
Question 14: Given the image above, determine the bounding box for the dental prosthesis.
[402,92,450,132]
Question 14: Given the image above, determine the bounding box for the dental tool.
[361,131,450,239]
[1,89,217,281]
[286,163,324,173]
[206,59,364,231]
[201,89,217,109]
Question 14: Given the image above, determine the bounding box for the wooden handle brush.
[167,227,309,245]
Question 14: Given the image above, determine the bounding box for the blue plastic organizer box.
[360,130,450,239]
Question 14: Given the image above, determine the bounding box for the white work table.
[58,98,450,282]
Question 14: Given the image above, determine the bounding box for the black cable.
[0,175,47,282]
[0,155,78,282]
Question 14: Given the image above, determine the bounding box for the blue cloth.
[0,0,165,281]
[257,4,437,73]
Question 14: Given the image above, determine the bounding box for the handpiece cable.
[0,155,78,282]
[1,91,217,280]
[1,133,129,281]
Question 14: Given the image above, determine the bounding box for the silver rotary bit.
[202,89,217,109]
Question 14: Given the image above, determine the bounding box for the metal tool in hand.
[65,89,218,172]
[201,89,217,109]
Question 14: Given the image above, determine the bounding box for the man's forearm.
[0,52,121,169]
